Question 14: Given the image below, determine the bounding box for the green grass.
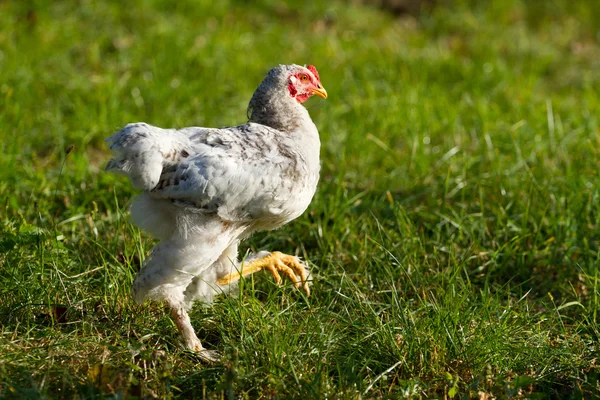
[1,0,600,398]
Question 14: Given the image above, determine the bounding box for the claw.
[184,337,221,363]
[195,349,221,363]
[181,335,220,363]
[272,252,311,296]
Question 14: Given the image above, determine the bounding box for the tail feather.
[105,159,125,172]
[105,123,187,190]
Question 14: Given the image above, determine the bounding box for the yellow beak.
[312,85,328,99]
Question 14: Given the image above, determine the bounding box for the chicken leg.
[169,305,220,363]
[217,251,311,296]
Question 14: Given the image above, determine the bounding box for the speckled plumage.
[106,64,326,359]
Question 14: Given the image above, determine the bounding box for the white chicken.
[106,64,327,361]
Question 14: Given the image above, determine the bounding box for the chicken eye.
[300,74,309,82]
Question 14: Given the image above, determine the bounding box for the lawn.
[1,0,599,398]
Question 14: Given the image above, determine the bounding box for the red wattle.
[296,93,310,103]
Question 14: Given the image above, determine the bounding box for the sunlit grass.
[1,0,599,398]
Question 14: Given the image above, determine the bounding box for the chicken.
[106,64,327,362]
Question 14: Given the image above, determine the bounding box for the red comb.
[307,65,320,81]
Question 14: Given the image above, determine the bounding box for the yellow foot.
[217,251,311,296]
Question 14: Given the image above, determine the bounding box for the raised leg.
[217,251,311,296]
[169,304,220,363]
